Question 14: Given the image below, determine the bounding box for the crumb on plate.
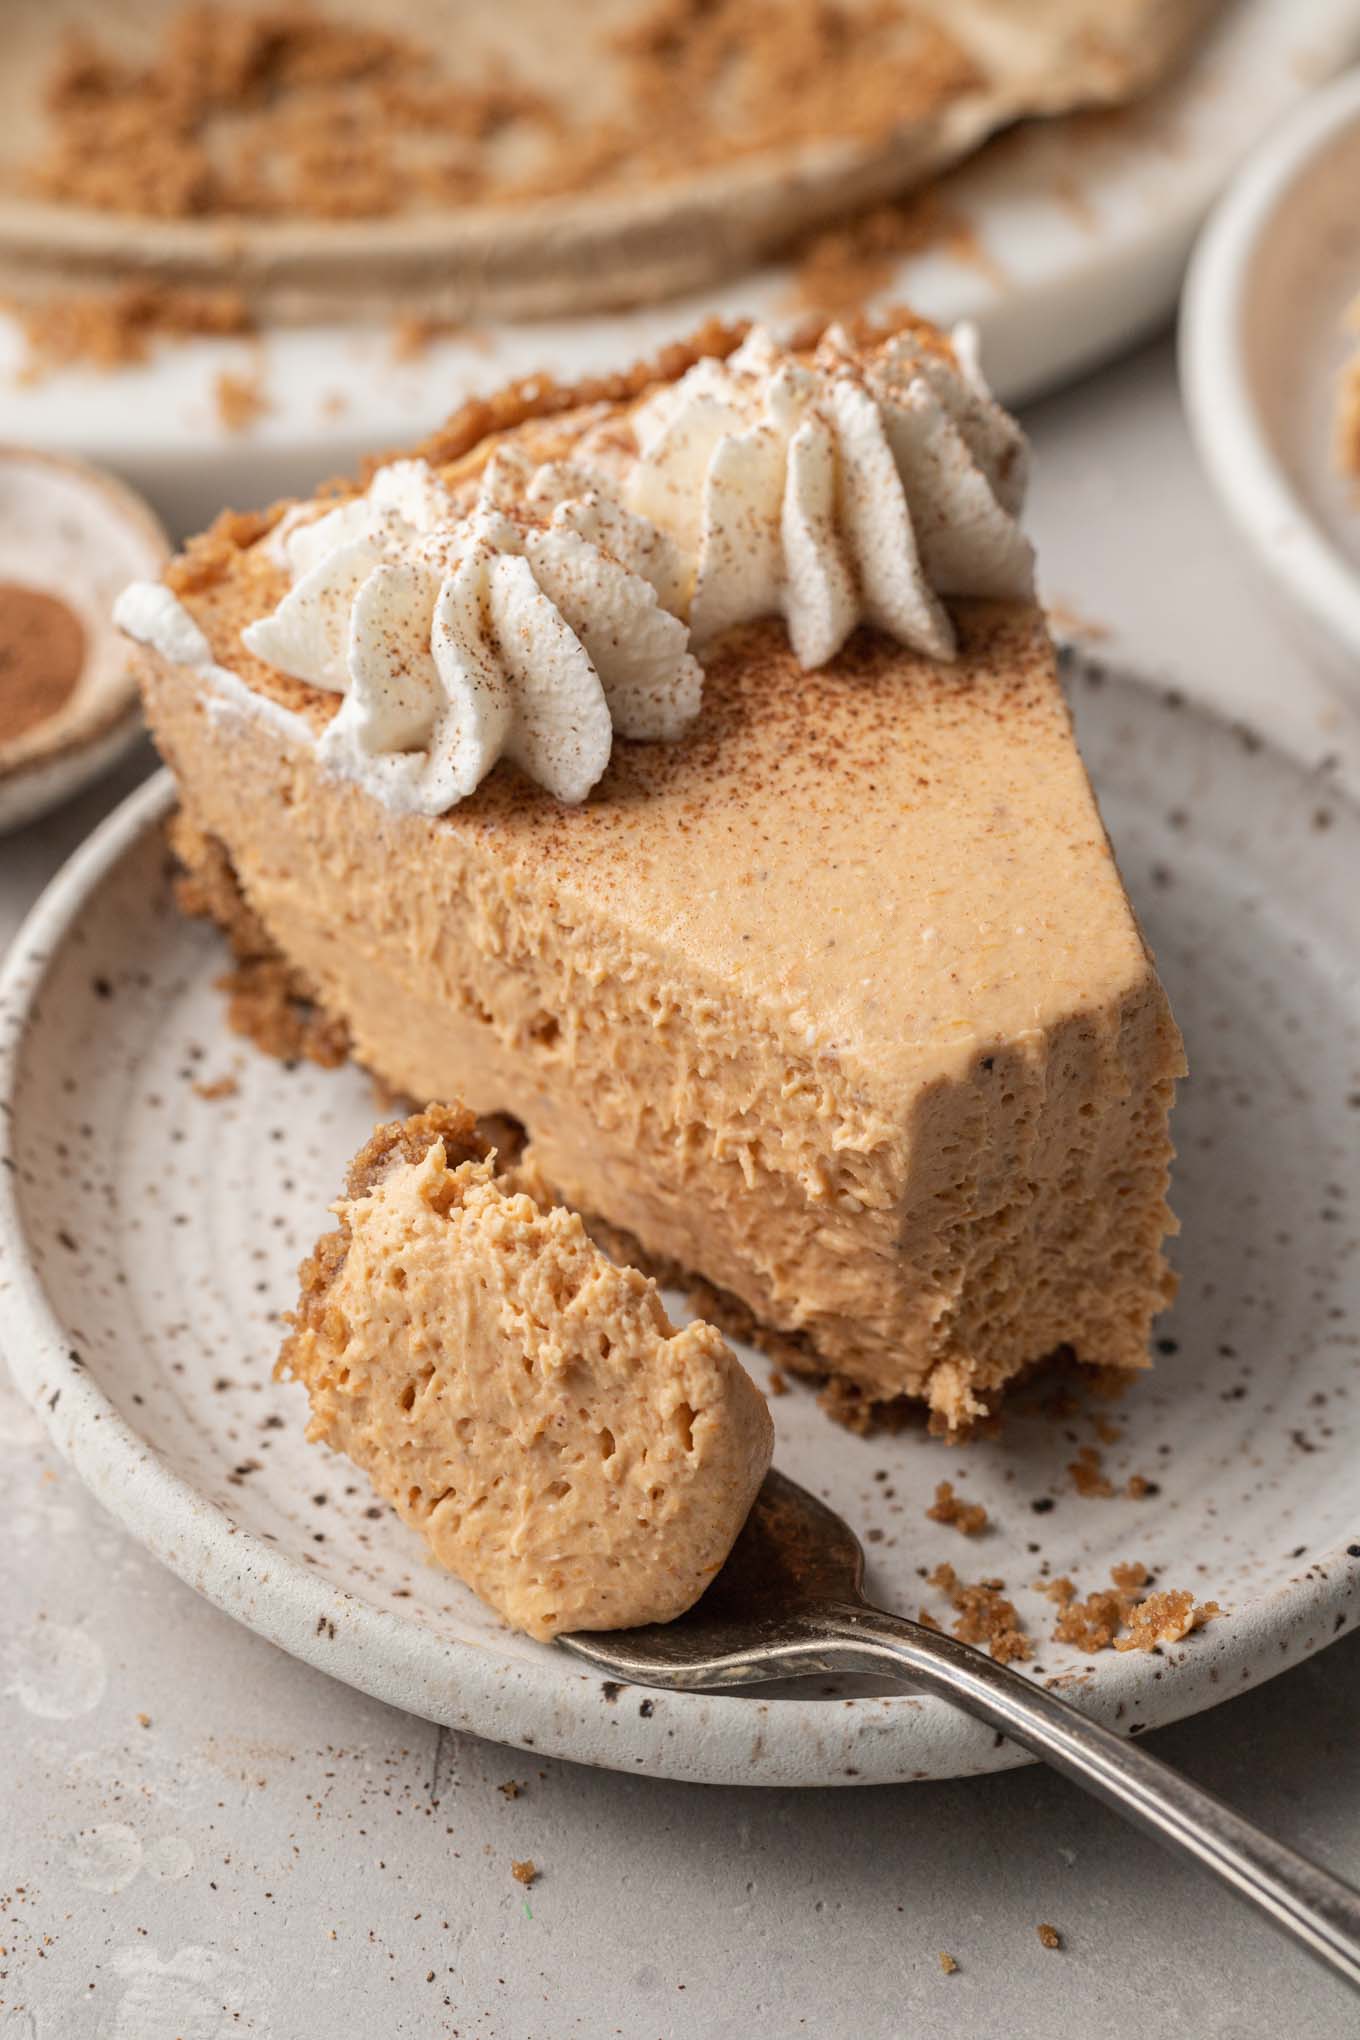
[926,1478,987,1535]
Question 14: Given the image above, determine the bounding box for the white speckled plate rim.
[1,670,1358,1789]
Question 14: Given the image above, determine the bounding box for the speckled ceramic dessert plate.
[1,663,1357,1788]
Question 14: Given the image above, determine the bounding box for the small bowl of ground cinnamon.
[0,446,169,832]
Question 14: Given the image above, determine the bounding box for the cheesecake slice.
[282,1106,772,1638]
[120,313,1185,1432]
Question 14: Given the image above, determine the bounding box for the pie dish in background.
[0,0,1219,325]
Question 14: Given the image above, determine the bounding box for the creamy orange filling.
[282,1116,772,1637]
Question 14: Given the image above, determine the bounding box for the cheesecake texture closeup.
[120,312,1185,1432]
[282,1107,772,1637]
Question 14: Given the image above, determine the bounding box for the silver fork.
[562,1469,1360,1990]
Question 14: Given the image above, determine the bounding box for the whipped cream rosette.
[627,323,1033,668]
[241,452,700,812]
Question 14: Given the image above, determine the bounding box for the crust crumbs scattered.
[391,315,463,362]
[22,8,559,223]
[192,1073,239,1101]
[541,1,980,200]
[497,1780,522,1800]
[1115,1590,1222,1654]
[789,189,968,316]
[926,1479,987,1536]
[1068,1445,1114,1498]
[1052,1588,1128,1654]
[1048,1563,1221,1655]
[928,1561,1031,1665]
[766,1368,789,1397]
[215,364,270,433]
[7,283,254,381]
[938,1952,959,1976]
[510,1859,538,1887]
[21,2,979,229]
[1036,1923,1062,1950]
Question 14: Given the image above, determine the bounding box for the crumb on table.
[938,1951,959,1975]
[1036,1922,1062,1950]
[511,1858,537,1886]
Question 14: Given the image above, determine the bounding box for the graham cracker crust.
[168,808,350,1068]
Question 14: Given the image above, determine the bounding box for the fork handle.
[814,1600,1360,1991]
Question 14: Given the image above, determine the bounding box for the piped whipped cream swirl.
[118,321,1034,815]
[241,451,701,812]
[628,323,1033,668]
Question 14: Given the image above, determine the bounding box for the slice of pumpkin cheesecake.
[117,311,1185,1433]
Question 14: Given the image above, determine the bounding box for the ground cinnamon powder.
[0,582,85,745]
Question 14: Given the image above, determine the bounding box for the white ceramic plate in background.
[1182,65,1360,692]
[2,0,1359,533]
[1,663,1358,1788]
